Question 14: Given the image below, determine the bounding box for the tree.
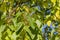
[0,0,60,40]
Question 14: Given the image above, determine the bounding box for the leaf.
[35,20,41,28]
[15,11,21,18]
[55,10,60,19]
[1,11,6,19]
[6,29,12,35]
[0,25,6,32]
[0,33,2,40]
[16,24,24,35]
[11,33,17,40]
[23,6,29,13]
[5,36,10,40]
[47,20,51,26]
[24,26,35,39]
[51,0,56,3]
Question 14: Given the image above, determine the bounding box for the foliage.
[0,0,60,40]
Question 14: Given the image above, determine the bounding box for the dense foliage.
[0,0,60,40]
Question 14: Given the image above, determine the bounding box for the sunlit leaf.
[55,10,60,19]
[35,20,41,28]
[51,0,56,3]
[5,36,10,40]
[47,20,51,26]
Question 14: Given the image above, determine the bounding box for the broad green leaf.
[35,20,41,28]
[47,20,51,26]
[5,36,10,40]
[55,10,60,19]
[51,0,56,3]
